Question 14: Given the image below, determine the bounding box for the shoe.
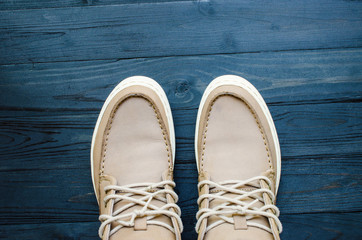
[91,76,183,240]
[195,75,282,240]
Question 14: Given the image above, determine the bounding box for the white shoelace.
[98,180,183,238]
[196,175,282,235]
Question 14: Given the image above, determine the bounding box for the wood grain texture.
[0,0,191,10]
[1,0,362,64]
[0,48,361,239]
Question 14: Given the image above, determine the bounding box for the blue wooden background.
[0,0,361,239]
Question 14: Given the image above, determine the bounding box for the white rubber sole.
[90,76,175,198]
[194,75,281,192]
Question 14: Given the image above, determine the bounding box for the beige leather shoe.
[195,75,282,240]
[91,76,183,240]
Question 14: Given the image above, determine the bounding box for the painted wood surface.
[0,0,191,10]
[1,0,362,64]
[1,0,362,239]
[0,47,361,239]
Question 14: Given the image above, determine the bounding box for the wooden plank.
[0,212,361,239]
[0,222,100,239]
[280,212,362,240]
[1,0,362,64]
[0,0,190,10]
[1,48,361,109]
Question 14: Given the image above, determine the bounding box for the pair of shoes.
[91,75,282,240]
